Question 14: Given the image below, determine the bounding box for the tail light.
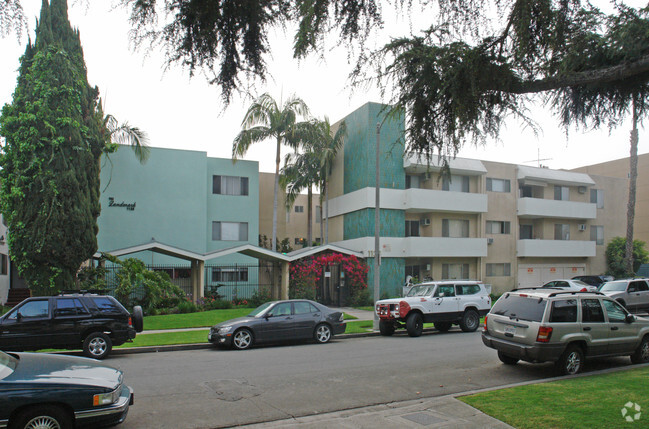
[536,326,553,343]
[580,288,587,292]
[128,316,133,327]
[483,315,488,332]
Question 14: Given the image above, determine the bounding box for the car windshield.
[0,351,17,381]
[248,302,273,317]
[491,294,547,322]
[406,285,434,297]
[599,281,627,292]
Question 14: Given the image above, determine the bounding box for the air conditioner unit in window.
[420,218,431,226]
[578,224,586,231]
[487,238,494,245]
[578,186,587,194]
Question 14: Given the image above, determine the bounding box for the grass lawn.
[460,367,649,428]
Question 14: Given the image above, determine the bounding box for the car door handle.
[583,327,591,331]
[611,326,619,331]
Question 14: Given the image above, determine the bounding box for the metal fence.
[103,263,276,303]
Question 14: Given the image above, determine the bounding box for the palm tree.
[232,93,310,251]
[104,113,150,163]
[280,143,321,247]
[316,118,346,244]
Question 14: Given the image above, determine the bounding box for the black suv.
[0,292,143,359]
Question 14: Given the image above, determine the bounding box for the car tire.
[434,322,452,332]
[459,309,480,332]
[314,324,332,343]
[497,351,519,365]
[232,328,253,350]
[631,336,649,364]
[406,313,423,337]
[379,320,395,336]
[555,345,584,376]
[83,332,112,360]
[12,404,72,429]
[132,305,144,333]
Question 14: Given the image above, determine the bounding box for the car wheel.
[459,309,480,332]
[379,320,395,336]
[83,332,112,359]
[314,324,332,343]
[631,336,649,364]
[406,313,423,337]
[232,328,253,350]
[12,405,72,429]
[555,345,583,376]
[434,322,452,332]
[497,351,519,365]
[132,305,144,333]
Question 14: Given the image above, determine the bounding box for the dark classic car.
[0,293,143,359]
[0,350,133,429]
[209,300,346,350]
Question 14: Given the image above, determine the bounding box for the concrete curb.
[112,327,439,355]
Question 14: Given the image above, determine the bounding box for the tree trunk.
[307,187,313,247]
[624,98,639,276]
[319,194,324,245]
[272,136,281,252]
[324,179,329,244]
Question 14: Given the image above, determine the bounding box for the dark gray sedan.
[208,300,346,350]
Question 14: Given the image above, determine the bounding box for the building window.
[212,268,248,282]
[212,175,249,196]
[442,175,469,193]
[294,237,305,246]
[442,219,469,238]
[554,224,570,240]
[520,224,533,240]
[486,178,511,192]
[405,220,420,237]
[442,263,469,279]
[519,185,533,198]
[590,225,604,245]
[554,185,569,201]
[295,205,304,213]
[0,254,7,275]
[486,263,511,277]
[405,265,421,280]
[405,174,421,189]
[590,189,604,208]
[486,221,511,234]
[212,222,248,241]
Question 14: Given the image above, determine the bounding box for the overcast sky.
[1,1,647,174]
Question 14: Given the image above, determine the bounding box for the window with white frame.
[212,175,249,196]
[442,175,469,192]
[442,219,469,237]
[0,253,7,275]
[295,205,304,213]
[486,178,511,192]
[405,174,421,189]
[442,263,469,279]
[554,224,570,240]
[212,268,248,282]
[486,220,511,234]
[590,225,604,245]
[486,263,511,276]
[554,185,570,201]
[590,189,604,208]
[212,222,248,241]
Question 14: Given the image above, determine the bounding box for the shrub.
[177,300,198,314]
[248,287,272,307]
[348,288,372,307]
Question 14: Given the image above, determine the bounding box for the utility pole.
[373,122,381,331]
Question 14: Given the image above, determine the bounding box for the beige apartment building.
[572,152,649,245]
[258,172,322,250]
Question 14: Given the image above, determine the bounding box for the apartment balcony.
[405,188,487,213]
[517,197,596,220]
[332,236,488,258]
[517,239,596,257]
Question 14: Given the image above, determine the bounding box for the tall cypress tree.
[0,0,107,294]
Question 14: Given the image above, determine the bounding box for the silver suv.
[482,289,649,375]
[598,278,649,314]
[376,281,491,337]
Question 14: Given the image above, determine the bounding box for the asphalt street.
[108,329,632,428]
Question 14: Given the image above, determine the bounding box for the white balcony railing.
[332,236,488,258]
[518,198,596,219]
[517,239,596,257]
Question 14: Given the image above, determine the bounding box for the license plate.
[504,325,516,336]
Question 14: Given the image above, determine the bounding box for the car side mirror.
[16,312,22,321]
[626,314,636,324]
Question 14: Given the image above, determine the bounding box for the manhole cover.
[402,412,447,426]
[203,379,262,402]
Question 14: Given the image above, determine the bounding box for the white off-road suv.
[375,281,491,337]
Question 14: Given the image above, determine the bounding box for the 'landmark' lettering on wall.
[108,197,136,212]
